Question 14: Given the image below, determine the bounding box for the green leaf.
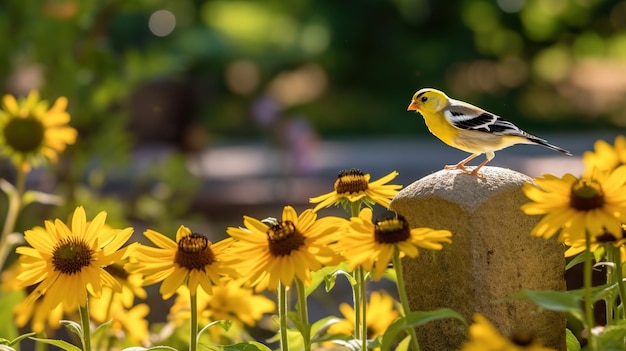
[323,272,338,293]
[508,290,584,322]
[0,332,35,349]
[60,319,83,339]
[380,308,466,351]
[333,268,357,286]
[597,323,626,351]
[592,283,619,304]
[22,190,63,207]
[566,251,592,271]
[198,319,232,339]
[287,310,311,341]
[10,333,36,347]
[122,346,178,351]
[565,328,581,351]
[309,316,353,344]
[593,246,606,263]
[91,319,113,341]
[308,263,348,296]
[29,337,82,351]
[310,316,342,340]
[215,341,272,351]
[329,339,362,351]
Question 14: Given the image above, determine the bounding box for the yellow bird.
[407,88,571,176]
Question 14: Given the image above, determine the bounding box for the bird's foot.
[444,164,467,171]
[463,168,485,178]
[444,165,484,177]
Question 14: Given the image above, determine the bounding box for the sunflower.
[1,262,65,333]
[0,91,77,172]
[125,225,236,299]
[309,169,401,211]
[583,135,626,175]
[327,290,400,340]
[90,287,150,345]
[521,166,626,242]
[225,205,347,290]
[14,206,133,314]
[13,294,66,333]
[335,207,452,280]
[564,224,626,259]
[89,263,150,344]
[459,313,557,351]
[168,279,276,341]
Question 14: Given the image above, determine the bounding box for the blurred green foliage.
[2,0,626,144]
[1,0,626,225]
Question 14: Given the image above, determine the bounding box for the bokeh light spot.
[149,10,176,37]
[300,24,330,55]
[533,45,571,82]
[225,60,260,96]
[573,32,605,57]
[268,64,327,107]
[497,0,525,13]
[462,1,499,32]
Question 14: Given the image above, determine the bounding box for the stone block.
[389,167,566,350]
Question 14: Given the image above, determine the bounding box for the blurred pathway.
[178,132,619,210]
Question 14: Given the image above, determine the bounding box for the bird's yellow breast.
[420,111,461,147]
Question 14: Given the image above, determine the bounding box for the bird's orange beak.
[407,100,419,111]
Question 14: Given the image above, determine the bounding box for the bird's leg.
[444,153,480,172]
[468,158,491,177]
[468,152,495,177]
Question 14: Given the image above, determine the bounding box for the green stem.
[0,168,26,271]
[190,291,198,351]
[278,281,289,351]
[609,245,626,320]
[352,267,362,342]
[349,201,367,350]
[583,232,596,350]
[356,266,367,351]
[295,278,311,351]
[34,331,46,351]
[392,248,420,351]
[79,296,92,351]
[94,291,115,351]
[605,245,615,324]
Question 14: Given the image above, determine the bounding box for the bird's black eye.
[421,96,428,103]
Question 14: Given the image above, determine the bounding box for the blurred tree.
[3,0,625,144]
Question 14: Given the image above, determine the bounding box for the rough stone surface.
[389,167,566,351]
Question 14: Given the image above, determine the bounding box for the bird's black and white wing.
[442,98,572,155]
[444,99,530,137]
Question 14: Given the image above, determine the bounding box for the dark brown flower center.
[595,225,625,243]
[596,231,618,243]
[511,331,533,346]
[104,263,129,280]
[266,220,305,256]
[334,169,369,195]
[175,232,215,271]
[52,237,93,275]
[3,116,45,153]
[374,213,411,244]
[569,178,605,211]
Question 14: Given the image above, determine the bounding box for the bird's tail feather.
[530,137,572,156]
